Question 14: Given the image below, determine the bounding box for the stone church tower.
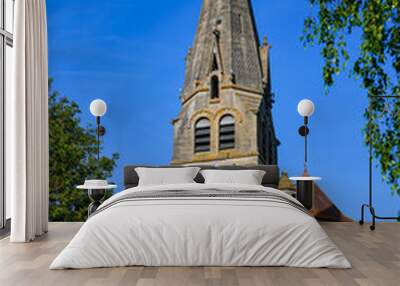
[172,0,279,166]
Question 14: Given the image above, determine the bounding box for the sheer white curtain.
[8,0,49,243]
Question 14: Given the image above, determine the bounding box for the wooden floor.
[0,222,399,286]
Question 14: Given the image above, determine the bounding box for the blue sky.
[47,0,399,220]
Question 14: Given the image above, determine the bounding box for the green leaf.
[302,0,400,196]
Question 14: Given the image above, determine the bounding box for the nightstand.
[289,177,321,210]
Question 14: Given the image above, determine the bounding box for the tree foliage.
[303,0,400,194]
[49,79,119,221]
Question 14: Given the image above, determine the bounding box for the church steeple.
[182,0,265,103]
[172,0,279,166]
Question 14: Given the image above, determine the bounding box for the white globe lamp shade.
[297,99,315,117]
[90,99,107,117]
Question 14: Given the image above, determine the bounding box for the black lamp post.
[359,95,400,231]
[297,99,315,176]
[90,99,107,160]
[289,99,320,210]
[82,99,109,217]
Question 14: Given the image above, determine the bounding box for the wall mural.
[47,0,399,221]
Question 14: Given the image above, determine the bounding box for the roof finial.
[263,36,268,46]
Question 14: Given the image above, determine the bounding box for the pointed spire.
[181,0,264,103]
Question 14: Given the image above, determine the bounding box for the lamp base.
[360,204,400,231]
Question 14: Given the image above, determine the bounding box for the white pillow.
[135,167,201,186]
[200,169,266,185]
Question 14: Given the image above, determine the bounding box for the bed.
[50,165,351,269]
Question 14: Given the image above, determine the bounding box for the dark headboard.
[124,165,280,189]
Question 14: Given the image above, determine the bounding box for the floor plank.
[0,222,398,286]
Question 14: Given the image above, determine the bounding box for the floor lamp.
[359,95,400,231]
[84,99,110,216]
[297,99,315,176]
[90,99,107,160]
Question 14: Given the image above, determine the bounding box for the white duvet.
[50,183,351,269]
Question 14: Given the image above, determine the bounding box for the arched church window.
[210,75,220,99]
[194,118,211,153]
[219,115,235,150]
